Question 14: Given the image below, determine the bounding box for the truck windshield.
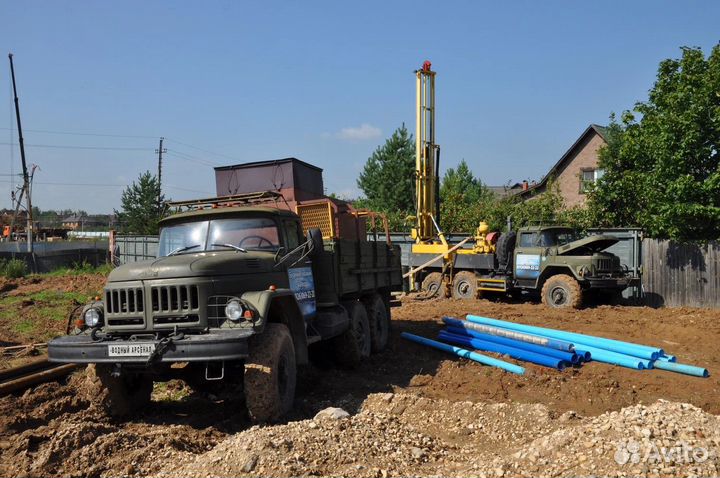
[158,218,281,257]
[537,229,579,246]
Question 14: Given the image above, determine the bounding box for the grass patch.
[152,380,193,402]
[37,306,69,322]
[13,320,36,334]
[42,261,113,277]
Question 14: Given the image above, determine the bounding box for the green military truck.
[49,195,402,421]
[417,225,634,308]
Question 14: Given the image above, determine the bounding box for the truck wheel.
[541,274,583,309]
[332,301,371,368]
[452,271,478,300]
[88,364,153,417]
[363,294,390,353]
[421,272,443,297]
[244,323,297,423]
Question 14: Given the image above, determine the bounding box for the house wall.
[554,131,606,207]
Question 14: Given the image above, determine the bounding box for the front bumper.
[585,276,634,290]
[48,329,253,364]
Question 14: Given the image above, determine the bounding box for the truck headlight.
[84,307,102,327]
[224,299,244,322]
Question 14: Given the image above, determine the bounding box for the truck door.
[282,220,317,320]
[514,231,543,288]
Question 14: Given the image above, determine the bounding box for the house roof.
[488,183,523,197]
[214,157,323,173]
[517,124,607,198]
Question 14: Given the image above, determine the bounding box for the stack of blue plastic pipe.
[433,315,708,377]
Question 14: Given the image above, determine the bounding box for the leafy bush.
[0,259,28,279]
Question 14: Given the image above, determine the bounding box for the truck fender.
[240,289,309,365]
[538,265,581,287]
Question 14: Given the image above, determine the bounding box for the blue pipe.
[572,348,593,362]
[657,354,677,363]
[400,332,525,375]
[466,315,662,360]
[443,317,575,352]
[444,326,579,364]
[569,344,651,370]
[438,330,567,370]
[652,360,709,378]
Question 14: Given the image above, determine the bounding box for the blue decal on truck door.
[515,254,541,279]
[288,266,316,318]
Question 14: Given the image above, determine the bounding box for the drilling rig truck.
[408,61,635,308]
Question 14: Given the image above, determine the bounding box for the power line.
[165,149,219,167]
[0,179,212,195]
[0,126,156,139]
[0,141,150,151]
[164,137,238,163]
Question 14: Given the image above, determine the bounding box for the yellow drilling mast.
[408,60,497,296]
[411,60,446,247]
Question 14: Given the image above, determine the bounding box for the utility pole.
[8,53,33,252]
[155,137,166,208]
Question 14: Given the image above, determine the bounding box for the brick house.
[516,124,608,206]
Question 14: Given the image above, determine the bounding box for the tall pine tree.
[115,172,167,234]
[356,125,415,215]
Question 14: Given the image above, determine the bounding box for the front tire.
[244,323,297,423]
[541,274,583,309]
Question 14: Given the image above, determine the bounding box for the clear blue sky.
[1,1,718,213]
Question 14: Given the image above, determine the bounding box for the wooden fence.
[642,239,720,308]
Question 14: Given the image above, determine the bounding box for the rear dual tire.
[331,300,371,368]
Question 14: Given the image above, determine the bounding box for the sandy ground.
[0,293,718,477]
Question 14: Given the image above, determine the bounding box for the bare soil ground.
[0,290,718,477]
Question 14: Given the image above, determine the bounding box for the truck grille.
[595,257,619,272]
[151,285,201,326]
[151,285,199,312]
[105,288,144,314]
[104,287,146,327]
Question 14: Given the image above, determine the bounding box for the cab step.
[478,278,508,292]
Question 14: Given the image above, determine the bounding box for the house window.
[580,168,604,193]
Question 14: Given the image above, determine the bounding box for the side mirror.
[306,228,323,256]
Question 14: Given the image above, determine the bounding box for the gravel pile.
[467,400,720,478]
[164,394,719,478]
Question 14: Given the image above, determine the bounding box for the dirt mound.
[164,393,720,477]
[0,369,226,478]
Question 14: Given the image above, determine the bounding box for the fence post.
[109,229,116,265]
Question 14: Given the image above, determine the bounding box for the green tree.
[115,172,167,234]
[589,46,720,240]
[356,125,415,219]
[439,159,494,233]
